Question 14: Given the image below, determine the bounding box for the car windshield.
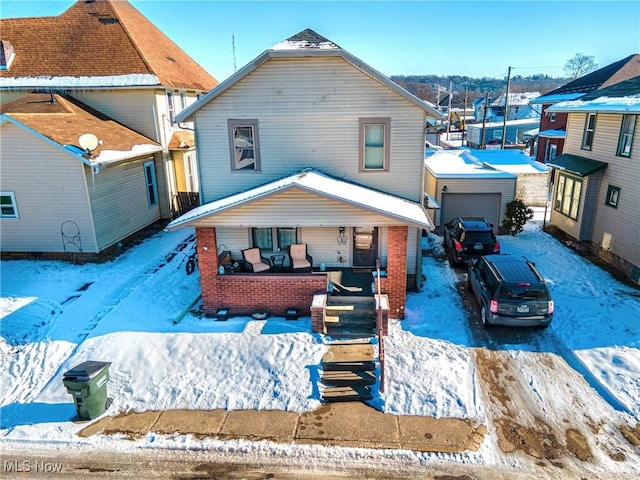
[498,284,548,300]
[462,231,493,243]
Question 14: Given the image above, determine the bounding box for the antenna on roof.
[232,34,237,73]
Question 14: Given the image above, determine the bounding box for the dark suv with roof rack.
[468,254,554,328]
[443,217,500,265]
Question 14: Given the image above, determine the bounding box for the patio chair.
[242,248,272,273]
[288,243,313,272]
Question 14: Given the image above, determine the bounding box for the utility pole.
[501,66,512,149]
[463,84,468,146]
[446,80,452,141]
[481,93,489,149]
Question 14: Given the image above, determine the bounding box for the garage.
[424,149,517,234]
[440,193,501,230]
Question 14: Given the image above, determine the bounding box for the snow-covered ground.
[1,212,639,478]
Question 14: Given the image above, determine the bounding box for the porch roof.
[547,154,608,177]
[166,168,433,230]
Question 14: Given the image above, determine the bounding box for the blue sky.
[1,1,638,82]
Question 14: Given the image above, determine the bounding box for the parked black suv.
[467,254,554,328]
[443,217,500,265]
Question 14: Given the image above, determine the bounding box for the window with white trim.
[228,119,260,171]
[167,92,175,124]
[1,192,19,218]
[581,113,596,150]
[617,114,636,157]
[554,173,582,220]
[549,112,556,123]
[605,185,620,208]
[360,118,390,171]
[143,161,158,207]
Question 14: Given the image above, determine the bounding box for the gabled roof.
[1,92,161,166]
[547,77,640,114]
[547,154,608,177]
[0,0,217,90]
[176,28,443,123]
[531,54,640,104]
[166,168,433,230]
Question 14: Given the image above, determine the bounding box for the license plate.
[474,243,483,250]
[516,305,530,313]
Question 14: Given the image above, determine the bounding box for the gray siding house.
[546,77,640,284]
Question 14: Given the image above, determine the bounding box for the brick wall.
[385,226,408,318]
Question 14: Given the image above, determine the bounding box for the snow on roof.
[92,144,163,166]
[424,149,517,179]
[529,92,585,104]
[547,95,640,114]
[467,118,540,129]
[0,74,160,88]
[465,149,549,174]
[538,129,566,138]
[167,169,432,230]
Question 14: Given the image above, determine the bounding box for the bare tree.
[563,53,598,79]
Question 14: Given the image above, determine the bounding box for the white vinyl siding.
[562,112,640,266]
[87,157,161,251]
[0,124,98,252]
[194,57,426,203]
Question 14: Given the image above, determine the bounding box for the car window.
[498,284,548,300]
[462,231,493,243]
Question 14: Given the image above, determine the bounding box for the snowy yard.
[1,214,639,479]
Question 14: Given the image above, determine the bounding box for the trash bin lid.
[63,361,111,380]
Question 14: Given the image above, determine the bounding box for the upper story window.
[1,192,19,218]
[180,92,187,111]
[228,119,260,171]
[549,112,556,123]
[167,92,175,124]
[360,118,390,171]
[554,172,582,220]
[143,161,158,207]
[617,114,636,157]
[581,113,596,150]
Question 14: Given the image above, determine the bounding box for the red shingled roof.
[1,92,161,159]
[0,0,217,91]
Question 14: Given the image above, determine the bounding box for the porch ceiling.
[166,168,433,230]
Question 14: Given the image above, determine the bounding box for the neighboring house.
[546,76,640,284]
[530,54,639,164]
[424,149,518,232]
[473,92,541,124]
[166,29,444,324]
[0,0,218,218]
[1,93,162,255]
[466,118,540,148]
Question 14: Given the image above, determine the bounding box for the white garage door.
[441,193,501,231]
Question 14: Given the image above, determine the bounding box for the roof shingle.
[0,0,217,91]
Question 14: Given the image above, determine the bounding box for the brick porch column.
[195,227,219,313]
[386,226,408,319]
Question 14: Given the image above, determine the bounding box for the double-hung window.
[605,185,621,208]
[228,119,260,171]
[1,192,19,218]
[360,118,390,171]
[143,161,158,207]
[251,227,297,252]
[554,173,582,220]
[167,92,175,124]
[617,114,636,157]
[581,113,596,150]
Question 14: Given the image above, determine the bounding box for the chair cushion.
[292,258,311,269]
[243,248,261,264]
[290,244,307,260]
[252,261,271,273]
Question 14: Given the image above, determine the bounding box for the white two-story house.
[166,29,444,325]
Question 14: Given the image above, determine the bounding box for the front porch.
[194,226,401,332]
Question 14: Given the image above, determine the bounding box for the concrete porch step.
[321,369,376,386]
[321,384,373,402]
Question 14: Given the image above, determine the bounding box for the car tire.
[481,304,491,328]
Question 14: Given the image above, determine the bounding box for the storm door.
[352,227,378,268]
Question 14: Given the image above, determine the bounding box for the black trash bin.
[63,361,111,420]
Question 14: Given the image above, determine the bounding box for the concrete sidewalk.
[79,402,487,453]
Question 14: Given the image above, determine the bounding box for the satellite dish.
[79,133,100,153]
